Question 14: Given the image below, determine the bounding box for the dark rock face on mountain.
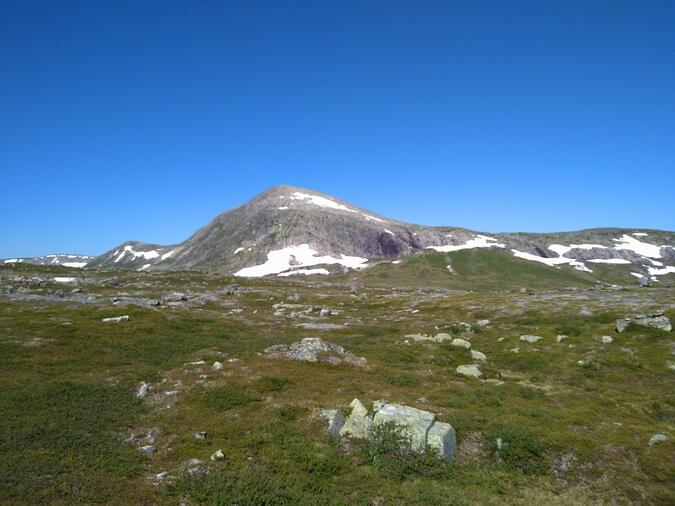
[66,185,675,280]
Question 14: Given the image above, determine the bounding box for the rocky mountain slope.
[35,185,675,283]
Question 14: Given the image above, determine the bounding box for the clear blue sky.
[1,1,674,257]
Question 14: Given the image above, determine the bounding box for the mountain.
[1,254,94,268]
[70,185,675,284]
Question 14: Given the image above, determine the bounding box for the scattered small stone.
[194,432,207,440]
[648,434,668,446]
[520,335,542,343]
[510,347,520,353]
[319,307,338,317]
[456,322,473,334]
[475,319,491,327]
[470,349,487,361]
[212,361,224,371]
[136,382,150,398]
[102,315,130,323]
[210,449,226,461]
[601,335,613,345]
[456,364,482,379]
[450,338,471,349]
[556,335,567,343]
[405,333,452,343]
[162,291,188,302]
[140,445,155,455]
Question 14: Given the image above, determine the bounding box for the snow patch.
[234,244,368,278]
[53,277,76,283]
[138,264,151,271]
[289,191,385,223]
[278,206,289,210]
[511,249,592,272]
[647,265,675,276]
[613,234,664,259]
[548,243,606,256]
[277,268,330,277]
[114,245,161,262]
[587,258,632,264]
[3,259,21,264]
[427,235,505,253]
[290,192,355,213]
[234,247,244,254]
[62,261,88,268]
[632,232,648,237]
[384,229,395,236]
[161,249,176,261]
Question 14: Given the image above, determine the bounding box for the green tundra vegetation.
[0,262,673,505]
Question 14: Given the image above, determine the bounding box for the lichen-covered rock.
[470,349,486,361]
[319,409,345,437]
[339,399,373,439]
[264,337,368,368]
[648,433,668,446]
[427,421,456,462]
[373,403,435,452]
[616,312,671,333]
[405,333,452,343]
[456,364,482,379]
[450,338,472,349]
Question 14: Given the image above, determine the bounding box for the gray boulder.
[319,409,345,437]
[339,399,373,439]
[264,337,368,368]
[616,312,671,333]
[427,421,456,462]
[450,338,472,349]
[456,364,482,379]
[373,403,435,452]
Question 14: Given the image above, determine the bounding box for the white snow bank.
[647,265,675,276]
[384,229,395,236]
[632,232,648,237]
[587,258,632,264]
[234,244,368,277]
[277,268,330,277]
[290,192,355,213]
[53,277,76,283]
[613,234,664,258]
[511,249,592,272]
[62,261,88,268]
[3,259,21,263]
[161,249,176,261]
[548,243,606,256]
[138,264,151,271]
[234,247,244,254]
[114,245,161,263]
[288,192,386,223]
[427,235,505,253]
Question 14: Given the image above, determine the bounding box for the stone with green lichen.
[339,398,372,439]
[373,403,435,452]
